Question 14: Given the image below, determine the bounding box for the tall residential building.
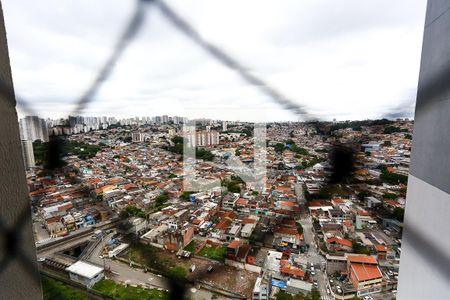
[19,116,49,142]
[131,132,144,142]
[21,140,35,169]
[173,116,181,125]
[162,115,169,124]
[222,121,227,131]
[186,130,219,147]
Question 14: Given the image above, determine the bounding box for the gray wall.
[398,1,450,299]
[0,1,42,299]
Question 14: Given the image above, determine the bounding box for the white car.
[363,296,373,300]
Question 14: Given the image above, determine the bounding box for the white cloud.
[4,0,427,121]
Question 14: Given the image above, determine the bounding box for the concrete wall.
[397,1,450,299]
[0,1,42,298]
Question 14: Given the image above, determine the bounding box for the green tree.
[180,191,195,201]
[155,193,170,209]
[168,266,187,280]
[285,139,295,145]
[352,242,370,254]
[120,205,145,219]
[196,148,214,161]
[393,207,405,222]
[383,193,397,200]
[276,291,293,300]
[274,143,285,153]
[384,126,402,134]
[291,144,309,155]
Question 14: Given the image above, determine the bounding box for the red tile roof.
[327,237,352,248]
[280,261,305,278]
[236,198,248,206]
[374,244,388,252]
[242,218,256,224]
[350,263,382,282]
[333,198,346,204]
[228,240,241,249]
[274,227,298,236]
[384,199,400,207]
[347,255,378,264]
[215,219,231,230]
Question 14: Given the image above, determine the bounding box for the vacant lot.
[203,265,258,298]
[125,243,258,298]
[197,244,227,261]
[93,279,168,300]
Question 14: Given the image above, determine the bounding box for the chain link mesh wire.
[3,0,449,299]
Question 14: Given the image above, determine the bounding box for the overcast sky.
[4,0,426,122]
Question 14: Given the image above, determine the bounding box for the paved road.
[87,234,228,299]
[33,219,51,242]
[87,233,169,290]
[300,217,331,300]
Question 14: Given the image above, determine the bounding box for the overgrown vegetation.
[392,207,405,222]
[296,156,324,171]
[198,245,227,261]
[184,240,196,252]
[42,276,88,300]
[379,165,408,185]
[329,119,393,132]
[93,279,168,300]
[129,243,175,271]
[275,288,321,300]
[155,193,170,210]
[120,205,147,219]
[274,143,285,153]
[222,176,245,193]
[164,136,214,161]
[180,191,195,201]
[168,266,187,280]
[33,138,103,166]
[383,126,408,134]
[383,192,397,200]
[352,242,370,255]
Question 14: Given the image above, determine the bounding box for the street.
[300,217,332,300]
[86,233,228,299]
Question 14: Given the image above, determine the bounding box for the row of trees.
[164,136,214,161]
[33,138,103,167]
[379,165,408,185]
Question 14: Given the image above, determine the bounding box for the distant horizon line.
[18,114,414,123]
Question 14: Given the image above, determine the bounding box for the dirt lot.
[202,264,258,298]
[125,243,258,298]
